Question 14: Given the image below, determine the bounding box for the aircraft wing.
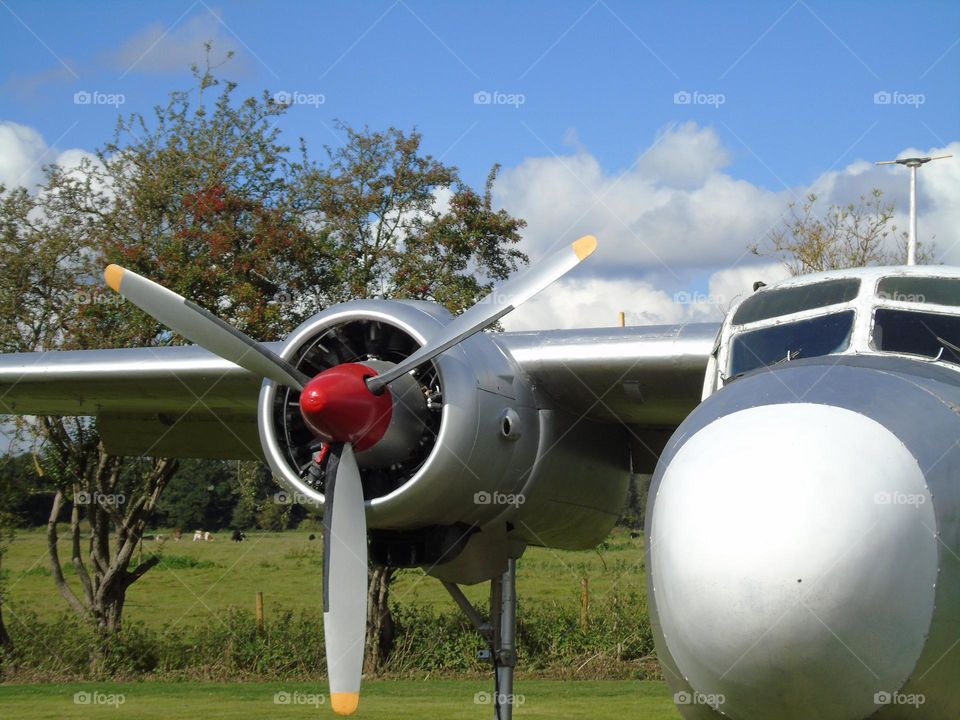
[0,323,718,462]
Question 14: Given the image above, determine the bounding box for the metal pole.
[908,163,918,266]
[496,558,517,720]
[874,154,952,266]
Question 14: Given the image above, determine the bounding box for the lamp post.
[875,154,952,265]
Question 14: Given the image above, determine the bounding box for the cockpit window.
[877,277,960,306]
[729,311,855,377]
[872,309,960,365]
[732,279,860,325]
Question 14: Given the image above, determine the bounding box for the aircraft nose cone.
[651,403,938,720]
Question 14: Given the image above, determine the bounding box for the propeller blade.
[368,234,597,392]
[322,443,368,716]
[103,264,311,390]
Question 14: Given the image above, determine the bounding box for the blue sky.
[1,1,959,328]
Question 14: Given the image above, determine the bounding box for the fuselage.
[648,266,960,719]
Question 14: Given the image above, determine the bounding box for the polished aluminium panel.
[498,322,717,426]
[0,344,267,415]
[648,354,960,720]
[0,322,718,427]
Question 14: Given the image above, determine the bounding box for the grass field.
[0,680,681,719]
[3,526,648,630]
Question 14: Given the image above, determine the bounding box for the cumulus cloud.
[500,262,790,331]
[0,121,99,192]
[493,122,789,279]
[495,123,958,331]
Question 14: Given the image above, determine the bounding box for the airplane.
[0,237,957,719]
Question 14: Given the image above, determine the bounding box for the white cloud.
[0,122,97,191]
[494,124,959,331]
[103,9,245,75]
[493,123,789,278]
[500,262,790,331]
[0,123,49,189]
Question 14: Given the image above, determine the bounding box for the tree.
[294,124,526,674]
[0,58,317,639]
[294,123,526,312]
[751,189,936,275]
[0,58,526,671]
[153,459,238,532]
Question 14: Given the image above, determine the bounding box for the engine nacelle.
[258,299,540,530]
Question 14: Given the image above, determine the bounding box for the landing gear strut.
[443,558,519,720]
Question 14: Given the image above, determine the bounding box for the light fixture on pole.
[875,154,952,265]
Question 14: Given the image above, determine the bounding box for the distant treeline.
[2,453,649,532]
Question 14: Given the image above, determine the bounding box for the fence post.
[256,591,265,636]
[579,577,589,631]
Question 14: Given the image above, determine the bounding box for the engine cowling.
[258,299,541,530]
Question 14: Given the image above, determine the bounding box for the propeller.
[103,233,597,715]
[368,234,596,392]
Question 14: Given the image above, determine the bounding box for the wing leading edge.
[0,324,718,460]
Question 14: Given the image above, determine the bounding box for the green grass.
[0,680,680,719]
[4,527,648,630]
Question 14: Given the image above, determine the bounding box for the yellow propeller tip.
[572,234,597,260]
[330,692,360,715]
[104,264,124,292]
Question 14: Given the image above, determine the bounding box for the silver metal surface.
[368,236,592,391]
[0,344,264,415]
[257,300,543,530]
[110,265,310,389]
[496,558,517,720]
[499,323,717,426]
[648,354,960,719]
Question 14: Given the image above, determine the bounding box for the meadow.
[1,527,672,716]
[0,679,682,719]
[3,526,648,632]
